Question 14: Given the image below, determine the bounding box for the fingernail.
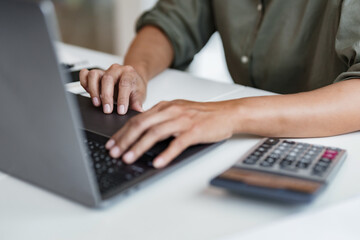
[110,146,121,158]
[153,157,166,168]
[92,97,100,106]
[105,139,115,149]
[123,151,135,164]
[104,104,111,113]
[118,105,125,115]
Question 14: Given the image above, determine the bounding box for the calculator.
[210,138,347,203]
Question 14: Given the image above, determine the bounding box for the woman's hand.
[79,64,147,114]
[104,100,238,168]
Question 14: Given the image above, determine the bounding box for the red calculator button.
[322,150,338,160]
[322,154,334,159]
[326,149,338,155]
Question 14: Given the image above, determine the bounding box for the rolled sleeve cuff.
[334,63,360,83]
[136,12,192,70]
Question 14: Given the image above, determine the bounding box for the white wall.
[113,0,157,56]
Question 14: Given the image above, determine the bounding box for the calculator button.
[243,155,259,165]
[278,146,286,151]
[302,154,313,160]
[274,149,282,155]
[280,159,294,167]
[319,158,331,163]
[264,138,279,145]
[266,157,276,163]
[283,140,296,145]
[296,162,309,169]
[285,155,296,161]
[312,162,330,176]
[260,161,272,167]
[288,152,297,157]
[295,149,307,155]
[253,151,262,156]
[322,149,339,160]
[313,165,326,172]
[261,143,271,149]
[299,158,311,164]
[269,153,281,159]
[299,143,310,149]
[322,154,335,160]
[323,154,335,159]
[274,147,290,155]
[317,161,330,167]
[243,159,256,165]
[259,155,277,167]
[326,149,338,155]
[257,147,267,152]
[311,146,323,151]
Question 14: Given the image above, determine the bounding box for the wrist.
[228,98,255,135]
[134,64,150,84]
[124,60,150,84]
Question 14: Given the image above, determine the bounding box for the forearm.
[231,79,360,137]
[123,26,174,83]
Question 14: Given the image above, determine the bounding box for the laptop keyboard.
[84,130,170,197]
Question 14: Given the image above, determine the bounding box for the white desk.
[1,44,360,240]
[223,194,360,240]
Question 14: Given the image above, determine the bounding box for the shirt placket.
[241,0,265,86]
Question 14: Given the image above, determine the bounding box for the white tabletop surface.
[223,194,360,240]
[1,43,360,240]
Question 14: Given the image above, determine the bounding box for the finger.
[100,74,116,114]
[111,101,171,140]
[87,70,104,107]
[107,106,179,158]
[101,65,125,114]
[153,133,195,168]
[122,118,191,164]
[79,68,89,90]
[105,100,169,152]
[116,72,133,115]
[130,90,145,112]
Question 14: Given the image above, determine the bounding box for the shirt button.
[257,3,263,11]
[241,56,249,64]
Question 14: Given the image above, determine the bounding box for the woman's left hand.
[105,99,238,168]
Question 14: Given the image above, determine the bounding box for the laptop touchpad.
[74,94,139,138]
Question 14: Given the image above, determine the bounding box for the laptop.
[0,0,220,207]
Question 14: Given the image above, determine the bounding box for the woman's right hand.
[79,64,147,115]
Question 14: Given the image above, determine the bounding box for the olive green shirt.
[136,0,360,94]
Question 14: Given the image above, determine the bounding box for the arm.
[104,1,360,167]
[124,25,174,84]
[105,79,360,168]
[79,25,173,114]
[233,79,360,137]
[80,0,215,115]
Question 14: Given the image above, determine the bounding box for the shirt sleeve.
[334,0,360,82]
[136,0,216,69]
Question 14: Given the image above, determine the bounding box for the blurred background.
[54,0,232,83]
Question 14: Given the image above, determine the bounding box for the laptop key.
[84,130,157,195]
